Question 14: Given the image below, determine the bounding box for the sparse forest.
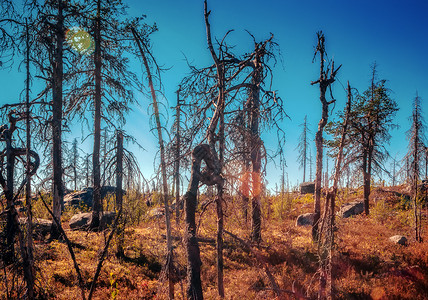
[0,0,427,299]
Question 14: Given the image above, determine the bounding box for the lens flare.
[240,171,262,198]
[65,27,94,55]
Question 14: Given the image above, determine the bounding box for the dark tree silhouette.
[310,31,341,242]
[405,93,426,242]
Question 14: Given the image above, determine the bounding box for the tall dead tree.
[310,31,341,242]
[174,87,182,226]
[24,19,35,298]
[131,27,174,299]
[115,131,124,256]
[405,93,426,242]
[319,81,352,299]
[44,0,65,240]
[89,0,103,229]
[248,41,265,244]
[204,1,226,294]
[183,145,223,299]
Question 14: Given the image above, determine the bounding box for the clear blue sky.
[1,0,427,191]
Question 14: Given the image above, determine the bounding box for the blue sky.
[1,0,427,191]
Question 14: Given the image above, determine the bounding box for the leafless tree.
[405,93,426,242]
[319,82,352,299]
[310,31,341,242]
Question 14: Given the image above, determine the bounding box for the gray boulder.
[19,218,52,236]
[296,213,315,226]
[300,182,315,194]
[69,212,92,229]
[64,186,125,208]
[389,235,407,245]
[337,200,364,218]
[69,211,116,230]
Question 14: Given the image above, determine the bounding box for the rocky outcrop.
[300,182,315,194]
[64,186,125,208]
[389,235,407,245]
[69,211,116,230]
[337,200,364,218]
[296,213,315,226]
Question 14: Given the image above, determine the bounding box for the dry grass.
[1,186,427,299]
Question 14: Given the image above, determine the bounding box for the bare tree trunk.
[175,87,181,226]
[203,2,226,295]
[116,131,124,257]
[363,146,373,215]
[131,27,174,298]
[303,115,307,183]
[216,107,225,298]
[72,139,78,191]
[4,117,16,265]
[90,0,102,230]
[51,0,65,239]
[310,32,340,242]
[25,19,35,298]
[250,47,262,244]
[318,81,352,300]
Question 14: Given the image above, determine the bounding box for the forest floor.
[1,185,428,299]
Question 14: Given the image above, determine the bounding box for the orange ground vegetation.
[1,186,427,299]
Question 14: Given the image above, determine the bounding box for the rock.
[337,200,364,218]
[64,186,125,208]
[69,211,116,230]
[69,212,92,229]
[300,182,315,194]
[19,218,52,237]
[389,235,407,245]
[64,190,93,208]
[296,213,315,226]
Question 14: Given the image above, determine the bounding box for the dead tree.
[131,26,175,298]
[318,81,352,299]
[183,144,223,299]
[24,19,35,298]
[310,31,341,242]
[0,111,40,297]
[89,0,103,230]
[174,87,182,226]
[115,131,124,256]
[405,93,426,242]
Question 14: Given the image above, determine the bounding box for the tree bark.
[116,131,124,257]
[131,26,174,298]
[90,0,102,230]
[25,19,35,298]
[175,87,181,226]
[51,0,65,239]
[183,144,222,300]
[310,32,340,242]
[250,46,262,244]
